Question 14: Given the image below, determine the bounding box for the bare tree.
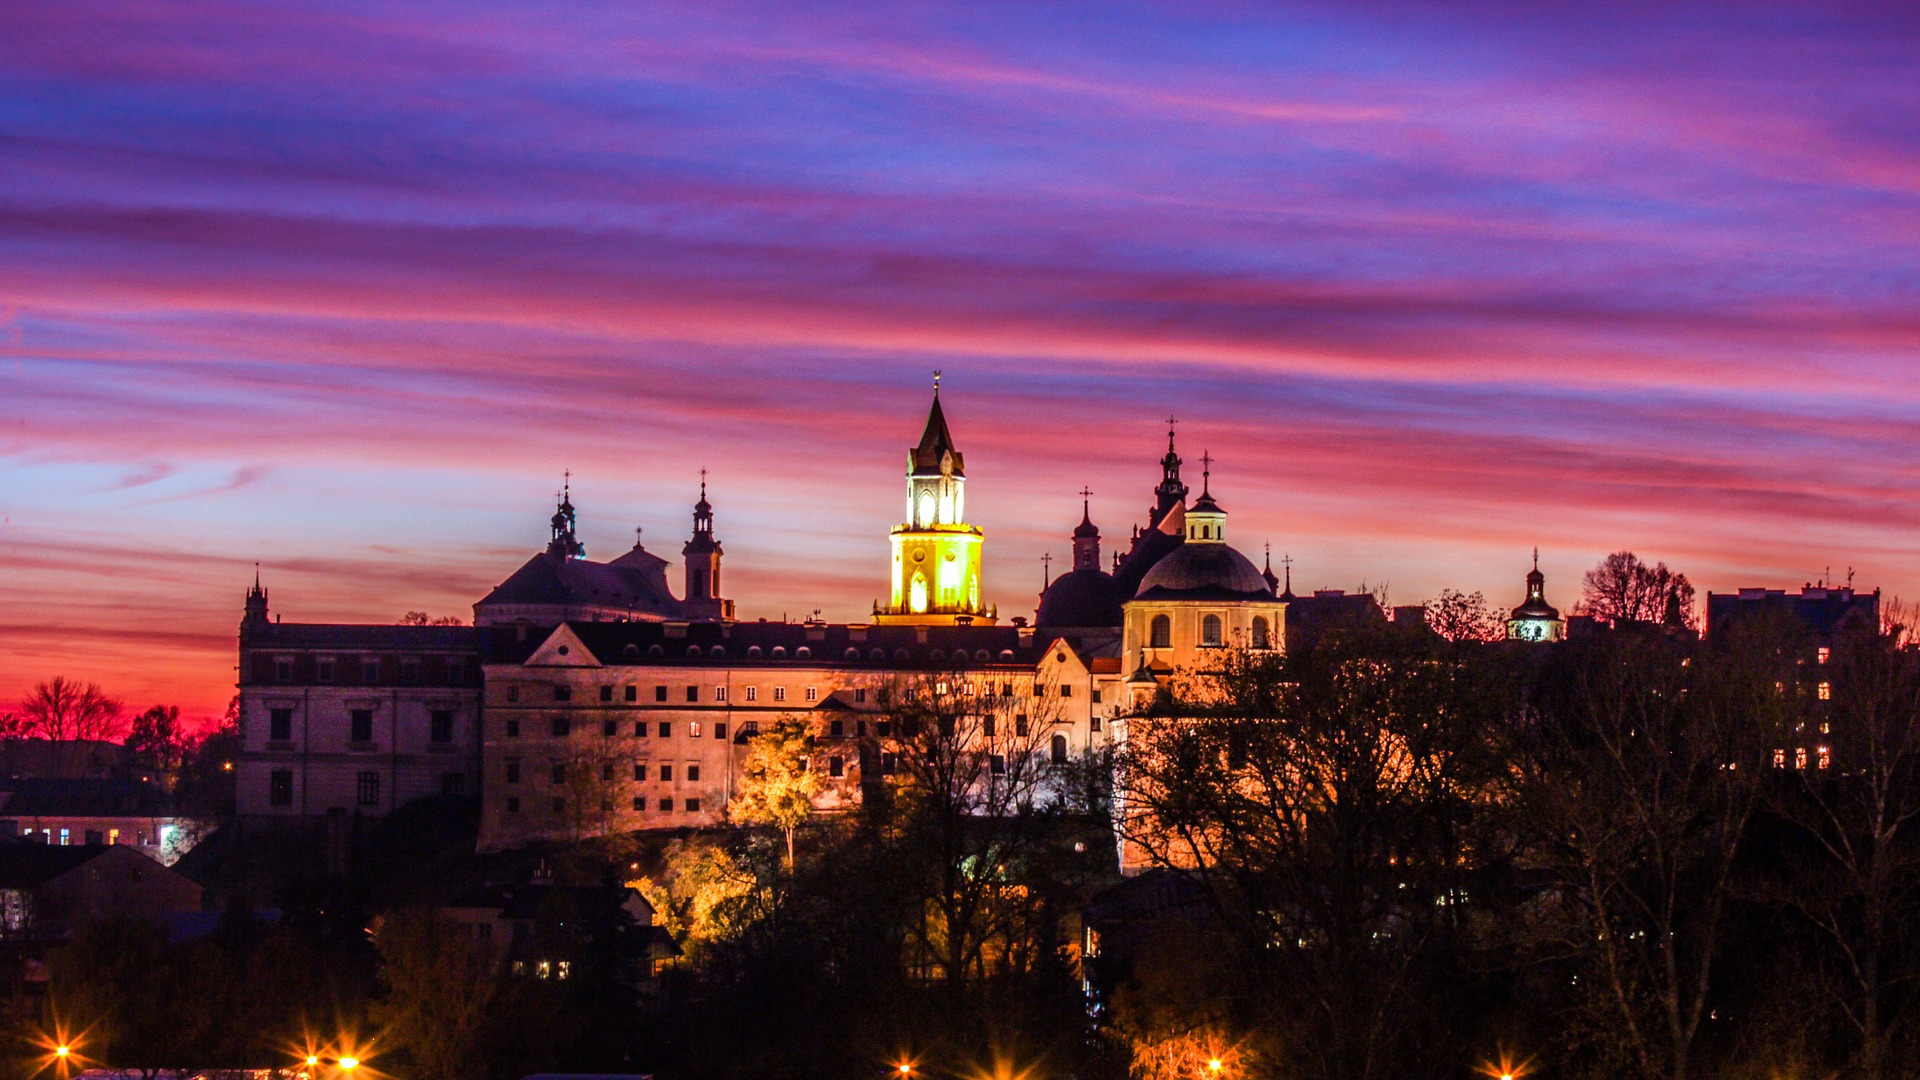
[1580,551,1696,630]
[1424,589,1504,642]
[399,611,467,626]
[18,677,126,743]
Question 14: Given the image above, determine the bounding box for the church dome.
[1135,542,1273,600]
[1037,568,1125,629]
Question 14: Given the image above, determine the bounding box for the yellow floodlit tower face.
[875,383,996,625]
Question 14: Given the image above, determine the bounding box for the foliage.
[728,713,820,868]
[1425,588,1505,641]
[1581,550,1697,630]
[126,705,189,778]
[398,611,467,625]
[371,908,501,1080]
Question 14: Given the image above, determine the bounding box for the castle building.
[1507,550,1567,642]
[875,382,995,625]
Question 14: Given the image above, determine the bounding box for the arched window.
[910,572,929,614]
[1251,616,1270,650]
[1201,614,1223,647]
[1150,614,1172,649]
[1051,733,1069,765]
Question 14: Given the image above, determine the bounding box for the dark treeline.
[11,604,1920,1080]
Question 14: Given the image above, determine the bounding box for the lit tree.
[372,907,503,1080]
[729,713,820,870]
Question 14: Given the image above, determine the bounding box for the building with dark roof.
[1507,551,1567,642]
[0,778,196,865]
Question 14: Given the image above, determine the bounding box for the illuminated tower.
[874,377,996,625]
[681,472,734,621]
[1507,549,1566,642]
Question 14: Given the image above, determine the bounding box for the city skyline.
[5,2,1918,725]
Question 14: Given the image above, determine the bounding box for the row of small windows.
[270,656,466,685]
[265,769,464,806]
[504,795,702,815]
[505,717,752,740]
[1146,614,1272,650]
[1774,746,1832,770]
[267,708,458,744]
[613,643,1021,663]
[513,684,851,705]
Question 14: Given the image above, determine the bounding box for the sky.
[3,0,1918,727]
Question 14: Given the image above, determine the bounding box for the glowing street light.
[896,1065,913,1077]
[1207,1059,1223,1074]
[53,1047,69,1060]
[338,1057,360,1071]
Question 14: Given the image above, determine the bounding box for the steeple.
[1507,547,1566,642]
[683,469,724,610]
[877,376,993,625]
[1184,451,1226,544]
[1262,544,1279,592]
[1526,546,1546,604]
[547,474,584,560]
[1072,487,1100,571]
[242,565,269,629]
[1150,416,1188,528]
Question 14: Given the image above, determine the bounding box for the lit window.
[1796,748,1808,770]
[59,828,70,846]
[1818,647,1831,665]
[1773,749,1786,769]
[108,828,119,845]
[1818,681,1832,701]
[1818,746,1831,769]
[689,722,701,738]
[557,961,571,980]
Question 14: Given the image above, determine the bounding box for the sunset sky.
[4,1,1918,726]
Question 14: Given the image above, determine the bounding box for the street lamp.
[1207,1059,1222,1074]
[339,1057,360,1071]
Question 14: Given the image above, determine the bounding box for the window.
[507,797,521,814]
[1252,616,1271,650]
[1091,715,1102,732]
[745,686,758,702]
[356,771,380,806]
[687,762,702,782]
[686,685,699,703]
[714,722,727,740]
[275,657,294,682]
[85,829,102,845]
[635,720,648,737]
[989,754,1007,776]
[551,763,567,784]
[350,709,374,744]
[881,751,897,776]
[659,764,673,782]
[1818,681,1832,701]
[774,686,787,702]
[1818,646,1831,665]
[506,760,521,784]
[806,687,819,702]
[441,772,465,797]
[401,660,420,685]
[1796,747,1809,770]
[600,685,614,703]
[715,686,728,702]
[659,798,673,812]
[363,658,381,682]
[430,710,454,743]
[507,685,520,703]
[59,828,69,846]
[1773,749,1786,768]
[1061,684,1073,698]
[690,722,702,738]
[1014,715,1028,737]
[659,721,672,738]
[553,684,571,702]
[830,719,845,738]
[829,756,844,778]
[1818,746,1832,769]
[633,763,648,782]
[269,769,293,806]
[855,688,867,703]
[983,716,997,738]
[506,718,521,738]
[1150,614,1172,649]
[655,685,668,703]
[551,716,571,737]
[447,660,465,685]
[1052,734,1069,764]
[601,761,616,782]
[603,720,617,737]
[269,708,293,741]
[625,685,638,702]
[633,796,646,811]
[317,658,335,682]
[743,719,760,737]
[877,720,892,738]
[685,798,701,812]
[1201,614,1224,647]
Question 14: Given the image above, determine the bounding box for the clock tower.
[874,377,995,625]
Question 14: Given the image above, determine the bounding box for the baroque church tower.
[875,377,996,625]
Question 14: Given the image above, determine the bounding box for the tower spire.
[547,476,583,559]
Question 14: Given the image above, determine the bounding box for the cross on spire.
[699,466,708,499]
[1166,415,1178,450]
[1041,551,1053,588]
[1200,450,1213,494]
[933,369,942,395]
